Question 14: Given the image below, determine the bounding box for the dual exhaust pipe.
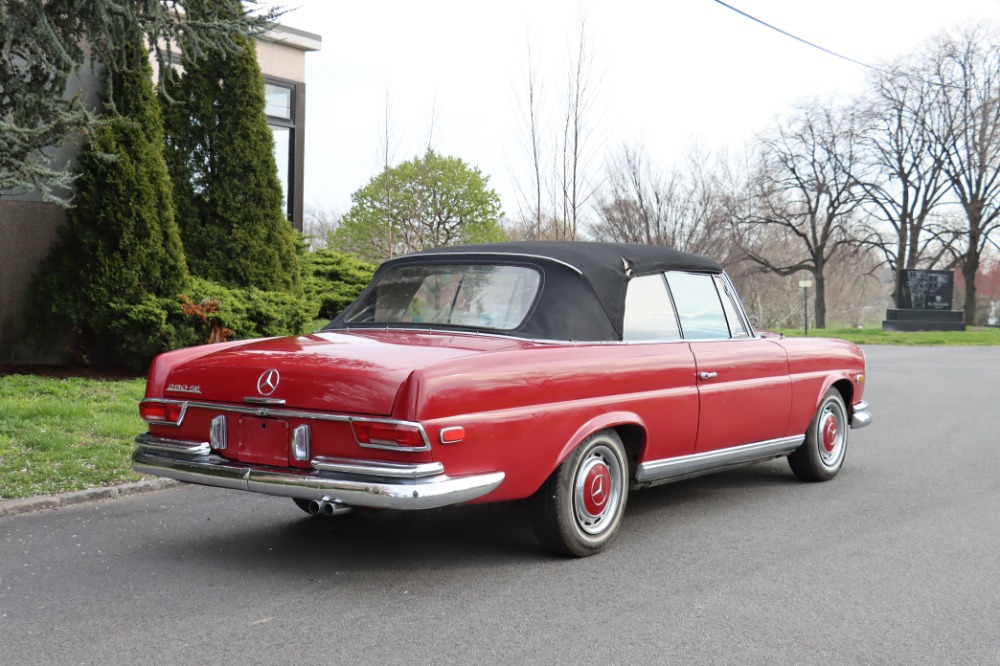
[307,498,353,517]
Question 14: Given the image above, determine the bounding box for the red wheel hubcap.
[822,415,839,452]
[582,462,612,516]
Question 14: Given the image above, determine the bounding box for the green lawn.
[774,327,1000,346]
[0,374,146,500]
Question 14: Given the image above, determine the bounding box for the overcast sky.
[281,0,1000,222]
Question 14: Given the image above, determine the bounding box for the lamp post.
[799,279,813,335]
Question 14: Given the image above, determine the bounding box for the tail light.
[139,400,186,426]
[351,421,428,451]
[292,424,311,461]
[210,415,228,450]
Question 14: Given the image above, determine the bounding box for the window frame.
[263,76,304,230]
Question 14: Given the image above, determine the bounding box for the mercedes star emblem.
[257,369,280,396]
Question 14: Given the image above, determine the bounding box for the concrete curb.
[0,478,180,518]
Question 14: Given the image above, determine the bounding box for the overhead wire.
[710,0,972,91]
[711,0,879,72]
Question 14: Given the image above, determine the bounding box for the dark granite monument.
[883,269,965,331]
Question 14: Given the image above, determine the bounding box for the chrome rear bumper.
[851,401,873,429]
[132,434,504,510]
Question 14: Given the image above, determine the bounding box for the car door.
[664,271,791,453]
[621,273,700,462]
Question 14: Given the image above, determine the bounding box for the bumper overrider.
[851,400,873,429]
[131,433,505,510]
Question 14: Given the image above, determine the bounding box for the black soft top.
[333,241,723,341]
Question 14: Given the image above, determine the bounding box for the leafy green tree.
[162,0,300,295]
[331,149,506,263]
[0,0,278,203]
[24,42,189,366]
[301,250,376,320]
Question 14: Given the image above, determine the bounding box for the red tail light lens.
[139,400,185,425]
[351,421,427,449]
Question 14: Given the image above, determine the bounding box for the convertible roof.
[410,241,722,276]
[337,241,724,341]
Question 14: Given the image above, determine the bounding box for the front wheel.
[530,429,629,557]
[788,388,848,482]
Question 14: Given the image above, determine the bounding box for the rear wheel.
[530,429,629,557]
[788,388,848,481]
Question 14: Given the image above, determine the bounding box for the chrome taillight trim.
[141,399,432,452]
[140,399,189,426]
[210,414,228,450]
[311,456,444,479]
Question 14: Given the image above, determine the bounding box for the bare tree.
[925,25,1000,324]
[858,60,952,307]
[378,83,400,258]
[510,14,605,240]
[510,32,546,239]
[741,99,866,328]
[559,15,604,240]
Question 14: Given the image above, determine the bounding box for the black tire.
[788,388,848,482]
[530,429,629,557]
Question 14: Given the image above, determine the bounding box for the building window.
[264,79,302,229]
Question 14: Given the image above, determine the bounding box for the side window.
[623,274,681,341]
[714,275,750,338]
[665,272,731,340]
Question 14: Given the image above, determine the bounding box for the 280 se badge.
[133,241,871,557]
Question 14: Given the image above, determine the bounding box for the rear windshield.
[343,264,541,331]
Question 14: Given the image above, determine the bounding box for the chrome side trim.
[143,400,431,452]
[131,445,504,511]
[311,456,445,479]
[851,401,873,429]
[635,435,805,486]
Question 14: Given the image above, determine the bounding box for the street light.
[799,279,813,335]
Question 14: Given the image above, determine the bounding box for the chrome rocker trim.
[634,435,806,487]
[851,401,873,429]
[132,436,504,511]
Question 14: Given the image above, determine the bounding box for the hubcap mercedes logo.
[590,474,607,507]
[257,369,280,396]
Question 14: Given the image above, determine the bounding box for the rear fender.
[555,411,648,476]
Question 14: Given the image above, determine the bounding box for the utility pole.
[799,279,813,335]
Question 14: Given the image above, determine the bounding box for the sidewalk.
[0,478,179,518]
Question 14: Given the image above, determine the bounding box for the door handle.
[699,371,718,380]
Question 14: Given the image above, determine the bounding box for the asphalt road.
[2,346,999,665]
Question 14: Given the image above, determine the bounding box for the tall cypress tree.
[25,42,189,364]
[162,0,300,294]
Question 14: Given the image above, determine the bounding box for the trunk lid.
[158,330,523,416]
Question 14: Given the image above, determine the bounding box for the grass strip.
[0,374,145,500]
[772,327,1000,346]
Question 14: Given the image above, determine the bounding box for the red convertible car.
[134,241,871,556]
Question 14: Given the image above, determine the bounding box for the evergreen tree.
[0,0,278,203]
[162,0,300,295]
[25,42,189,365]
